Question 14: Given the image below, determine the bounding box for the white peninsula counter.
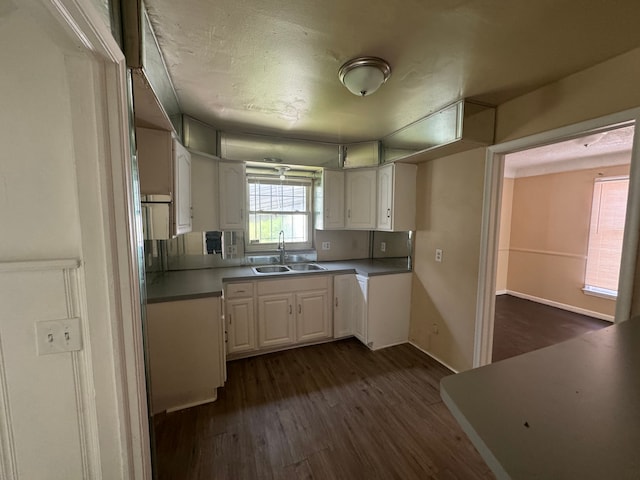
[440,317,640,479]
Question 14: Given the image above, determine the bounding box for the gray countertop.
[440,317,640,479]
[146,258,410,303]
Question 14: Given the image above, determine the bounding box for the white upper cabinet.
[191,153,220,232]
[377,163,417,232]
[345,168,377,229]
[137,127,173,195]
[218,161,246,230]
[315,169,345,230]
[136,127,192,238]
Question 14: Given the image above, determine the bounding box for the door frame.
[474,108,640,368]
[42,0,152,477]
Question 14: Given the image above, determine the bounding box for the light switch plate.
[35,318,82,355]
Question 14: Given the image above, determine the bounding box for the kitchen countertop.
[146,258,411,303]
[440,317,640,479]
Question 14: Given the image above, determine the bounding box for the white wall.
[409,148,486,372]
[0,9,81,260]
[0,3,144,479]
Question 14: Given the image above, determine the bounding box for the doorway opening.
[491,125,634,361]
[474,110,640,367]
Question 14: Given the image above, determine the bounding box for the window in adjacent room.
[583,176,629,298]
[247,176,313,251]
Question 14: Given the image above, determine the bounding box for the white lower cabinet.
[258,293,295,348]
[333,274,356,338]
[226,297,256,354]
[224,282,257,355]
[225,275,332,357]
[146,297,226,414]
[354,276,368,344]
[354,272,412,350]
[296,290,331,342]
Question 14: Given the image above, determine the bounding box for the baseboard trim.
[505,290,614,322]
[408,341,459,374]
[496,289,508,295]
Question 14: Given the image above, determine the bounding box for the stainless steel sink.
[253,265,291,274]
[287,263,327,271]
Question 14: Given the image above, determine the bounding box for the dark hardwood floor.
[154,339,493,480]
[492,294,612,362]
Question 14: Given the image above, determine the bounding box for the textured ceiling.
[145,0,640,143]
[505,125,635,178]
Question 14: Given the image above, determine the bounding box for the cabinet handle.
[298,304,302,314]
[335,297,339,308]
[347,209,351,219]
[387,208,391,218]
[240,208,244,220]
[289,305,292,315]
[228,314,232,324]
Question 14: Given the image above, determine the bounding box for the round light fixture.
[276,166,290,180]
[338,56,392,97]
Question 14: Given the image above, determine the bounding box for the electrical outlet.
[380,242,386,252]
[322,241,331,250]
[35,318,82,355]
[435,248,443,263]
[432,323,439,334]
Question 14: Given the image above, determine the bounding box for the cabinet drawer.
[257,275,330,295]
[225,282,254,298]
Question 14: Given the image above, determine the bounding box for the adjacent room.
[492,125,635,361]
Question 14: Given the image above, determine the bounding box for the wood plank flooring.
[492,294,612,362]
[153,339,494,479]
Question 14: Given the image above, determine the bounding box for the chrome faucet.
[278,230,286,265]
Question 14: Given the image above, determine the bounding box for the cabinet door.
[219,161,246,230]
[174,139,192,235]
[258,293,295,348]
[136,127,172,195]
[191,154,220,232]
[146,297,224,414]
[346,169,377,229]
[333,274,355,338]
[377,164,393,231]
[324,169,345,229]
[226,298,256,354]
[296,290,331,343]
[367,273,412,350]
[387,163,417,232]
[353,276,368,345]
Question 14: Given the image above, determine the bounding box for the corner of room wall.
[408,147,487,372]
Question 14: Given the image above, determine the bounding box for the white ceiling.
[504,125,635,178]
[145,0,640,143]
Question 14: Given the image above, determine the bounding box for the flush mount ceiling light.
[275,166,290,180]
[338,56,392,97]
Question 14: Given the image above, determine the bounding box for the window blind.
[584,176,629,295]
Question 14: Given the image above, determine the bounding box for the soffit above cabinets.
[143,0,640,143]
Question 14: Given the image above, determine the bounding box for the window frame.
[583,175,630,299]
[245,175,314,252]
